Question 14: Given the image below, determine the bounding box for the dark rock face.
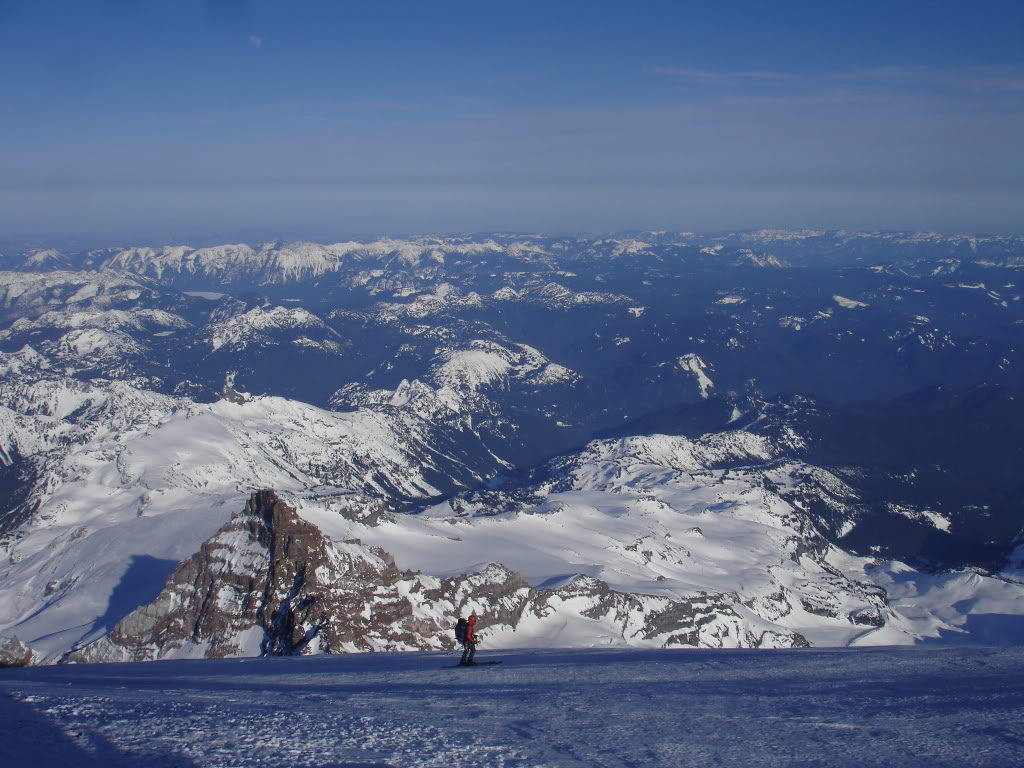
[68,490,415,662]
[67,491,529,662]
[67,490,819,663]
[0,635,34,667]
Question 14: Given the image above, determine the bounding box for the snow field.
[2,646,1024,768]
[5,368,1024,661]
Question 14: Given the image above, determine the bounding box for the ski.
[443,660,503,668]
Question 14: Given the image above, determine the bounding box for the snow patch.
[833,295,869,309]
[676,354,714,399]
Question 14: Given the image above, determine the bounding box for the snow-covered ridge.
[0,365,534,659]
[3,308,190,336]
[2,229,1023,665]
[69,490,811,664]
[332,337,579,422]
[0,270,162,314]
[3,367,1023,661]
[90,238,516,285]
[834,295,869,309]
[553,431,776,485]
[676,353,714,399]
[431,340,579,393]
[341,428,1024,650]
[207,305,339,352]
[366,279,629,321]
[15,230,1024,291]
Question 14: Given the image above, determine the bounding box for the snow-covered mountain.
[11,230,1024,291]
[65,489,806,664]
[1,230,1023,664]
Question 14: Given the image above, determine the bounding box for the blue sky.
[1,0,1022,241]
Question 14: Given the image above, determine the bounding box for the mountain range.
[1,230,1022,664]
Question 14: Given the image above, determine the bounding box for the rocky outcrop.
[0,635,35,667]
[67,491,530,662]
[67,490,813,663]
[68,490,404,661]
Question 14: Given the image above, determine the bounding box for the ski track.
[2,646,1024,768]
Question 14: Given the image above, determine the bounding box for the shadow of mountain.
[0,692,199,767]
[87,555,179,638]
[920,612,1024,646]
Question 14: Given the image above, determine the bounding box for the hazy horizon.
[1,1,1022,241]
[5,225,1024,258]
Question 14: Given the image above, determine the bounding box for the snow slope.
[0,379,510,659]
[5,374,1024,661]
[2,646,1023,767]
[308,432,1024,650]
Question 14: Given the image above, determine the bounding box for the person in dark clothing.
[459,611,478,665]
[454,616,468,647]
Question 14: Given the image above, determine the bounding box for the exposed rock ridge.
[0,635,35,667]
[68,490,813,663]
[68,490,401,661]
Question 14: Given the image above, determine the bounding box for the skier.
[454,615,468,649]
[459,611,479,666]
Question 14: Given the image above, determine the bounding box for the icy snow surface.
[2,646,1023,767]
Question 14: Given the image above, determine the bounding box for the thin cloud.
[655,64,1024,93]
[841,66,1024,93]
[651,66,797,83]
[949,72,1024,93]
